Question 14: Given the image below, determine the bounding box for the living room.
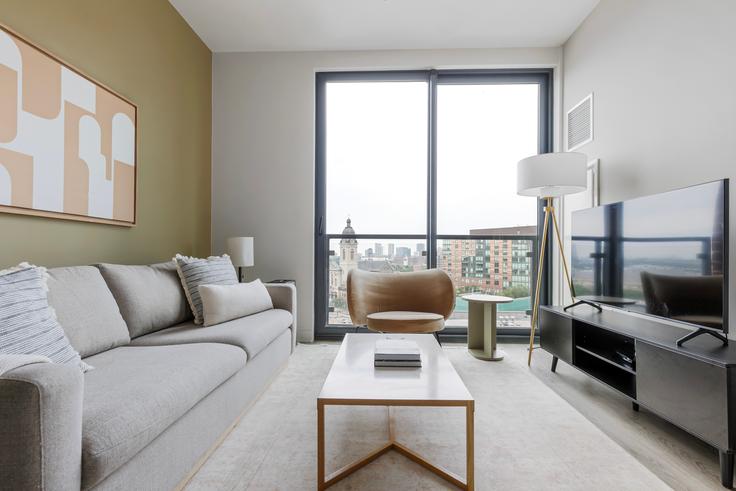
[1,0,734,490]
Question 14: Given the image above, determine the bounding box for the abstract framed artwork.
[0,23,137,226]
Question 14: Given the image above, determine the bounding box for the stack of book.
[374,339,421,368]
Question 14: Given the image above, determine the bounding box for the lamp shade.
[517,152,587,197]
[226,237,254,267]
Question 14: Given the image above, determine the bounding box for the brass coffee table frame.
[317,399,474,490]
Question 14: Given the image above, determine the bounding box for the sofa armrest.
[0,360,84,491]
[265,283,297,351]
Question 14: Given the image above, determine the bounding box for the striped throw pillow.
[0,264,90,372]
[174,254,238,325]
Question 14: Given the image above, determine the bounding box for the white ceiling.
[169,0,600,53]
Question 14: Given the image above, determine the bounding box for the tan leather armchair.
[347,269,455,338]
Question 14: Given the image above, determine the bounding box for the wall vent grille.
[567,93,593,151]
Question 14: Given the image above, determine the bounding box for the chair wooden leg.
[434,331,442,346]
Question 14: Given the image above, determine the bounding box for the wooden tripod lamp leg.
[551,206,575,298]
[528,198,552,366]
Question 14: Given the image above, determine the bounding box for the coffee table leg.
[388,406,395,442]
[318,400,325,490]
[466,401,474,490]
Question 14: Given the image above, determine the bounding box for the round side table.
[462,294,513,361]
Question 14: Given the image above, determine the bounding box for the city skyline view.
[328,218,535,328]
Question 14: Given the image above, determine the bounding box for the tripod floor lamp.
[517,152,591,366]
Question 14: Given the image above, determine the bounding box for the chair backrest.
[347,269,455,325]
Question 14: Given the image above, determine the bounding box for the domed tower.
[340,218,358,284]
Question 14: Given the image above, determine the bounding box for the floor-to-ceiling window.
[315,70,552,339]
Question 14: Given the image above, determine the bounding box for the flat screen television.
[570,179,729,342]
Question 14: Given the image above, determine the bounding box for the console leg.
[551,356,559,373]
[720,450,734,488]
[632,402,639,412]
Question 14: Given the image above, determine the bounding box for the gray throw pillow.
[0,264,90,372]
[174,254,238,325]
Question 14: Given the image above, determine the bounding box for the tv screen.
[571,179,729,333]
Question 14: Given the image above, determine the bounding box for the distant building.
[387,243,395,258]
[395,246,411,258]
[469,225,536,236]
[330,219,397,324]
[374,243,384,257]
[359,258,394,273]
[416,243,425,256]
[339,218,358,285]
[439,225,535,295]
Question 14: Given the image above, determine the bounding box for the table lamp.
[517,152,598,366]
[226,237,254,282]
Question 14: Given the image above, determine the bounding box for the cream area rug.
[184,343,669,491]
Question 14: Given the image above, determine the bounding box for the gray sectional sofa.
[0,262,297,491]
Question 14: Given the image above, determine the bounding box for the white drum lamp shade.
[226,237,254,267]
[517,152,587,198]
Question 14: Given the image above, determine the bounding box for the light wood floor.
[500,341,724,491]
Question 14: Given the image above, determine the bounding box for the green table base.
[468,347,506,361]
[467,301,504,362]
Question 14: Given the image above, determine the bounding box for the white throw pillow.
[198,279,274,327]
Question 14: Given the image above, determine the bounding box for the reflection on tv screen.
[571,180,727,331]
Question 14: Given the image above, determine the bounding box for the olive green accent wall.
[0,0,211,267]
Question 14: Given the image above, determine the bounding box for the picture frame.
[0,22,137,226]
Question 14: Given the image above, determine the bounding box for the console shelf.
[574,347,637,398]
[574,345,636,375]
[540,305,736,489]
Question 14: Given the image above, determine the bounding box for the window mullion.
[428,69,438,268]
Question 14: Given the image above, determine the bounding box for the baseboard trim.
[173,358,291,491]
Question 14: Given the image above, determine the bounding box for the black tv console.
[540,305,736,488]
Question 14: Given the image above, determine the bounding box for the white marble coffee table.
[317,333,474,490]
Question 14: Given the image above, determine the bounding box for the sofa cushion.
[47,266,130,358]
[80,344,245,488]
[129,309,293,359]
[96,262,192,338]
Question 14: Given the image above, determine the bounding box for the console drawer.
[636,340,729,448]
[540,308,573,364]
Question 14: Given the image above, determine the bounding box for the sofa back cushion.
[96,262,192,338]
[47,266,131,358]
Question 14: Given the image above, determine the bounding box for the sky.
[325,81,539,236]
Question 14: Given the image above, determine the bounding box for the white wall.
[212,48,562,342]
[562,0,736,332]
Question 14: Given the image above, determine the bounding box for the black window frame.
[314,68,553,341]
